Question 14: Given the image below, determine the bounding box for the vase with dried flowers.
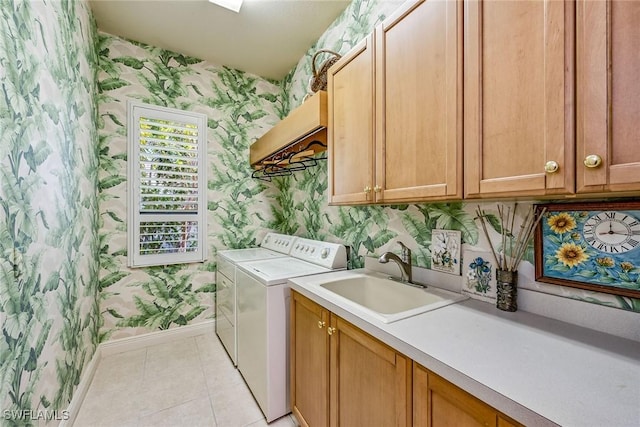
[475,204,547,312]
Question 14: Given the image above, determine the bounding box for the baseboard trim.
[62,320,216,426]
[60,345,102,427]
[100,320,216,357]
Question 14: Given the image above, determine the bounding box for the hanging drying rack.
[251,140,327,182]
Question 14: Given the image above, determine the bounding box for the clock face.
[582,211,640,253]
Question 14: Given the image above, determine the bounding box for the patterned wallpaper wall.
[0,0,636,417]
[271,0,640,313]
[96,34,284,340]
[0,0,101,416]
[0,0,633,421]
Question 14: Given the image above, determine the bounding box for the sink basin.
[319,273,467,323]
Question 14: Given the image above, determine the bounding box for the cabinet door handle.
[317,320,325,329]
[373,185,382,193]
[584,154,603,168]
[363,186,371,194]
[327,327,336,336]
[544,160,559,173]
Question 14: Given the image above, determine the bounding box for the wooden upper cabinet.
[576,0,640,193]
[375,0,463,203]
[464,0,575,198]
[329,0,462,206]
[328,35,375,205]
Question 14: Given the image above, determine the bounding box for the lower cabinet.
[413,363,522,427]
[330,315,411,427]
[291,290,330,427]
[291,290,411,427]
[291,290,525,427]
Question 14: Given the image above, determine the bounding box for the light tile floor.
[72,331,298,427]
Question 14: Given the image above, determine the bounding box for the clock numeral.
[620,240,638,253]
[604,212,615,219]
[586,237,596,245]
[629,220,640,227]
[583,225,594,236]
[610,246,620,253]
[597,243,607,251]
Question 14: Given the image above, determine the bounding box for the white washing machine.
[215,233,296,366]
[236,238,347,422]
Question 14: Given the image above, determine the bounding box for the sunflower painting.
[547,212,577,234]
[555,243,589,268]
[535,204,640,299]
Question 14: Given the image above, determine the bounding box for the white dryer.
[215,233,295,365]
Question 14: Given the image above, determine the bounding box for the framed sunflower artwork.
[534,201,640,298]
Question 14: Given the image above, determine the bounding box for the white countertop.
[288,269,640,427]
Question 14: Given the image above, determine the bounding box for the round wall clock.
[534,201,640,298]
[581,211,640,253]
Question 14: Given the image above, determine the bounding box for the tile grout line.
[137,346,148,425]
[194,333,220,426]
[138,336,206,422]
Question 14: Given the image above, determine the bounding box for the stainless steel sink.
[319,273,467,323]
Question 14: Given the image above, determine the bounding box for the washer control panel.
[290,238,347,269]
[260,233,296,254]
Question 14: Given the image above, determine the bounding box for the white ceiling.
[89,0,351,80]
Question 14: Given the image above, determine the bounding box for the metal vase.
[496,269,518,312]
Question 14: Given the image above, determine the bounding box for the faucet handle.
[397,241,411,264]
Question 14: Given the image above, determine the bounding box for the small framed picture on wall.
[431,229,461,276]
[462,249,497,303]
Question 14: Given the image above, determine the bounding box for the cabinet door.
[576,0,640,193]
[329,316,411,427]
[464,0,574,198]
[414,363,496,427]
[291,291,330,427]
[328,35,375,205]
[414,363,523,427]
[376,0,462,203]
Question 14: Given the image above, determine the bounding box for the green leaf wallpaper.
[0,0,100,417]
[95,34,283,340]
[0,0,637,420]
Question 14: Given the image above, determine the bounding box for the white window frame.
[127,100,208,267]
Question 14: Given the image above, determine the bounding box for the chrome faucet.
[379,241,413,284]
